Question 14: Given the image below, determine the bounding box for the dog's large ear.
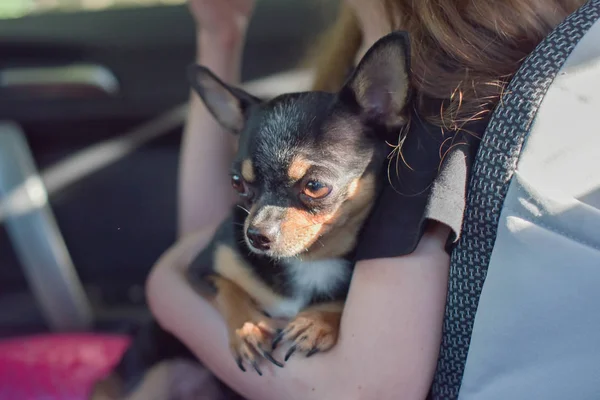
[340,31,411,130]
[187,65,261,134]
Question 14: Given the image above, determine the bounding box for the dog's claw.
[277,310,341,362]
[263,350,284,368]
[271,330,284,350]
[284,345,297,362]
[230,317,280,376]
[306,348,319,358]
[236,357,246,372]
[251,360,263,376]
[258,343,283,368]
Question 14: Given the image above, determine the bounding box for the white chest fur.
[262,258,351,319]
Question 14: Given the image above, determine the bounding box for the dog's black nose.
[246,227,271,250]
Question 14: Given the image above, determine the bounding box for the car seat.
[431,1,600,399]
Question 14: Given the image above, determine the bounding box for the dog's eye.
[302,180,331,199]
[231,174,246,194]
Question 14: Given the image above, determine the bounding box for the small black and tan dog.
[92,31,411,399]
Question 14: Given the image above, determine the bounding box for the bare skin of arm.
[178,0,255,237]
[146,222,450,400]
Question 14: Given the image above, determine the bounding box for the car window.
[0,0,185,19]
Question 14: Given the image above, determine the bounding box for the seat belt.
[430,1,600,398]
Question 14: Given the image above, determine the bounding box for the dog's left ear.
[187,64,261,134]
[340,31,411,131]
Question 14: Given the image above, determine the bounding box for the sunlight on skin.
[146,223,451,400]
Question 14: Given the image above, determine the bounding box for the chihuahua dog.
[91,31,411,399]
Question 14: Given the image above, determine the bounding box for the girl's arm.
[146,222,450,400]
[178,0,254,236]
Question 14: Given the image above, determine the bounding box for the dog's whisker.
[236,205,250,214]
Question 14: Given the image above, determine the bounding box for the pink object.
[0,333,130,400]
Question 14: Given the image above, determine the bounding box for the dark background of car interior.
[0,0,339,336]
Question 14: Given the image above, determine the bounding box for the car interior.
[2,0,599,399]
[0,0,338,339]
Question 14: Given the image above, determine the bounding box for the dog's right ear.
[187,65,261,134]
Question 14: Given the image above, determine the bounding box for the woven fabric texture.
[430,1,600,398]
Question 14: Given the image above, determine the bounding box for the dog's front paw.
[229,319,283,375]
[272,308,342,362]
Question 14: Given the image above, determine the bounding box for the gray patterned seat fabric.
[431,1,600,399]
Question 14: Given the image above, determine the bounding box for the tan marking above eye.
[241,159,255,183]
[288,155,312,181]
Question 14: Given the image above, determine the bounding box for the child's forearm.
[147,223,451,400]
[178,31,245,236]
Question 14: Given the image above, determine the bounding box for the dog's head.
[188,32,411,260]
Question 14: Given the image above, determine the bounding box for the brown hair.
[309,0,585,130]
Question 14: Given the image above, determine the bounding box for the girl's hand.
[188,0,256,45]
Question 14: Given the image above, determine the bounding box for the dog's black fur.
[90,31,412,399]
